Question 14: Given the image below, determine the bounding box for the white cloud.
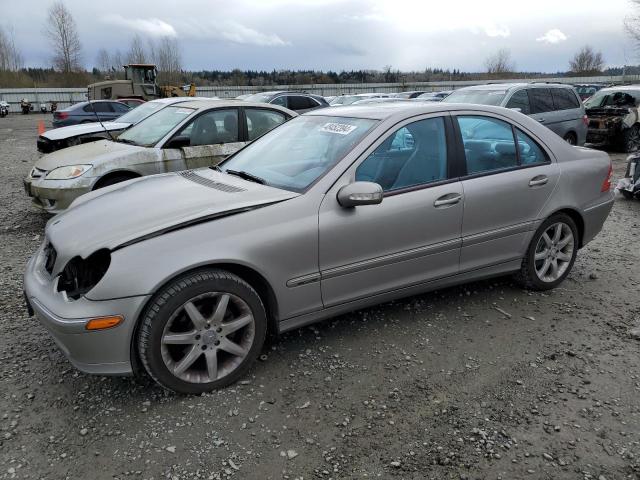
[179,20,290,47]
[103,14,177,37]
[484,23,511,38]
[536,29,568,44]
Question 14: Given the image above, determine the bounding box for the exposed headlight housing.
[46,165,92,180]
[57,249,111,300]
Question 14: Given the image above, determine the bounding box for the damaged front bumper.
[23,241,149,375]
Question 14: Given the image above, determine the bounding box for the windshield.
[243,93,273,103]
[220,115,377,192]
[442,89,507,106]
[584,90,640,109]
[330,96,360,105]
[117,106,195,147]
[116,101,168,125]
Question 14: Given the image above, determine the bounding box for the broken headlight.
[57,249,111,300]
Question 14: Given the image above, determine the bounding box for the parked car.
[416,90,452,101]
[0,101,8,117]
[243,91,328,113]
[392,91,428,99]
[24,100,295,213]
[38,97,210,153]
[330,93,391,106]
[443,83,587,146]
[617,152,640,199]
[52,100,132,128]
[351,98,414,105]
[574,84,606,101]
[584,86,640,153]
[117,98,146,109]
[23,103,614,394]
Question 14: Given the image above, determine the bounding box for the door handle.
[529,175,548,187]
[434,193,462,207]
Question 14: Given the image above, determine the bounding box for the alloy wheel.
[160,292,255,384]
[534,222,574,283]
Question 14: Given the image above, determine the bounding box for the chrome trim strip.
[320,238,461,280]
[462,221,534,247]
[286,273,321,288]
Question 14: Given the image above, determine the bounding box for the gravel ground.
[1,113,639,480]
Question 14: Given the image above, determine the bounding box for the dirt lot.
[0,113,639,480]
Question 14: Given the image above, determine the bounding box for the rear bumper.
[582,194,615,246]
[23,245,149,375]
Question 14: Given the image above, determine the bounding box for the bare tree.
[44,2,82,72]
[569,46,604,75]
[95,48,110,74]
[0,25,23,71]
[626,1,640,46]
[127,34,147,64]
[485,49,515,76]
[151,37,182,85]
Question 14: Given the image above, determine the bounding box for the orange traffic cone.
[37,120,45,135]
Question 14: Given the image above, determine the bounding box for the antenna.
[88,101,116,142]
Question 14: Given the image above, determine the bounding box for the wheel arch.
[129,262,280,375]
[93,170,142,190]
[547,207,585,248]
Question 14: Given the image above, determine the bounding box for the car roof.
[307,102,518,121]
[454,83,572,92]
[598,85,640,92]
[173,99,296,115]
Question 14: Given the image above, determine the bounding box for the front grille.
[43,242,57,275]
[30,167,47,179]
[179,170,246,193]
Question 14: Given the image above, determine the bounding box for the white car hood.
[34,140,148,171]
[41,122,131,141]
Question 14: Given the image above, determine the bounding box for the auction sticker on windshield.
[320,123,358,135]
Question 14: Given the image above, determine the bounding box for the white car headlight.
[45,165,92,180]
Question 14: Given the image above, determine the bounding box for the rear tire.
[515,213,578,291]
[621,125,640,153]
[563,132,577,146]
[137,269,267,394]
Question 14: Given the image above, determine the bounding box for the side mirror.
[337,181,383,208]
[164,135,190,149]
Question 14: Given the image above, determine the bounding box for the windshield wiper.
[224,169,266,185]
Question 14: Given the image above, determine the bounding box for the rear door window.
[84,102,113,113]
[516,129,549,165]
[245,108,287,140]
[505,90,531,114]
[551,89,580,110]
[529,88,555,114]
[112,102,131,113]
[456,116,518,175]
[288,96,317,111]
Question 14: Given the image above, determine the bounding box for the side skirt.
[278,258,522,333]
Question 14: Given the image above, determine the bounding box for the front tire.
[138,269,267,394]
[563,132,577,146]
[621,125,640,153]
[515,214,578,291]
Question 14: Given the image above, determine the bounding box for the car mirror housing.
[337,181,383,208]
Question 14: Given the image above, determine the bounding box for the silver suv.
[443,83,587,145]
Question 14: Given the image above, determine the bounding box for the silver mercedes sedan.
[24,103,614,394]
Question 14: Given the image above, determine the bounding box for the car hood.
[35,140,146,171]
[42,122,131,141]
[46,168,300,259]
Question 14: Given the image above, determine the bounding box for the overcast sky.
[2,0,638,72]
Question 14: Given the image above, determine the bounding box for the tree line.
[0,1,636,88]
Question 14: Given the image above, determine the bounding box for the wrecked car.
[617,153,640,200]
[24,100,295,214]
[37,97,211,153]
[585,86,640,153]
[24,103,614,394]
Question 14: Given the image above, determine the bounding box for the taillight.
[601,162,613,192]
[582,114,589,126]
[55,111,68,120]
